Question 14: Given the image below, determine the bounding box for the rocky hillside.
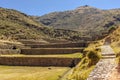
[36,5,120,38]
[0,7,89,41]
[1,6,120,42]
[0,7,48,40]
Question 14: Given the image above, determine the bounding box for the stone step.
[102,53,115,56]
[102,56,116,59]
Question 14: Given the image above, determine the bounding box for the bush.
[108,26,116,33]
[87,51,100,66]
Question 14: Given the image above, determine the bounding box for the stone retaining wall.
[0,49,20,54]
[21,48,83,55]
[0,44,13,49]
[0,56,80,67]
[25,42,88,48]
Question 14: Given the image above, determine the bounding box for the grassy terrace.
[0,53,83,58]
[0,66,70,80]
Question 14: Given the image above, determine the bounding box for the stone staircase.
[87,45,117,80]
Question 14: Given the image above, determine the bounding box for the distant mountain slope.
[1,6,120,42]
[0,7,48,40]
[0,7,88,41]
[36,5,120,38]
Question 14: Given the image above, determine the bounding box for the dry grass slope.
[106,26,120,63]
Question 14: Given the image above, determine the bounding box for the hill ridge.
[35,6,120,38]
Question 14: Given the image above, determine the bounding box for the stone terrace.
[0,40,89,67]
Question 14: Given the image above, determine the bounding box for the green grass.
[1,53,83,58]
[0,65,70,80]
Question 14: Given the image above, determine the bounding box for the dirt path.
[87,45,117,80]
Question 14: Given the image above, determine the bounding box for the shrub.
[87,51,100,66]
[108,26,116,33]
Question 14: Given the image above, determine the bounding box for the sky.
[0,0,120,16]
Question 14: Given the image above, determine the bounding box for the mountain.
[35,5,120,38]
[0,7,48,40]
[1,6,120,42]
[0,7,88,42]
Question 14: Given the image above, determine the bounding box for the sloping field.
[0,66,70,80]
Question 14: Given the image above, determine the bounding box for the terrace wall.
[0,44,14,49]
[0,57,81,67]
[25,42,89,48]
[21,48,83,55]
[0,49,20,54]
